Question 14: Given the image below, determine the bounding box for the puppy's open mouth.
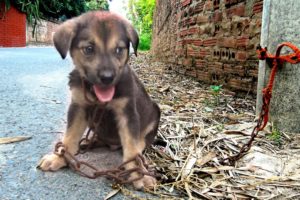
[93,85,115,103]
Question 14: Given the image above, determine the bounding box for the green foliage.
[0,0,10,13]
[85,0,109,11]
[1,0,109,22]
[139,32,151,51]
[202,85,224,108]
[210,85,222,93]
[267,124,283,146]
[38,0,87,20]
[9,0,42,35]
[210,85,222,106]
[127,0,155,50]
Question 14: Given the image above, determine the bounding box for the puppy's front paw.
[133,175,157,190]
[37,154,66,171]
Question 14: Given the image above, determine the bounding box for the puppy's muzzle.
[98,69,115,85]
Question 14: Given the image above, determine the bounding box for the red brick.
[199,48,209,58]
[228,78,243,90]
[226,4,245,18]
[194,2,205,13]
[225,0,243,7]
[207,62,223,75]
[237,35,249,47]
[217,37,237,48]
[197,71,211,82]
[182,0,191,7]
[179,29,189,37]
[176,40,184,46]
[236,51,248,61]
[224,64,245,76]
[253,1,263,14]
[189,17,197,26]
[187,46,198,57]
[183,58,193,67]
[183,39,193,45]
[197,15,210,24]
[228,78,254,91]
[186,69,197,77]
[195,59,206,69]
[213,11,222,22]
[187,27,198,35]
[203,38,217,46]
[235,4,246,16]
[224,0,231,6]
[187,46,209,58]
[247,68,258,78]
[191,39,203,46]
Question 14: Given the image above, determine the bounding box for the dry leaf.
[104,188,120,200]
[197,152,217,166]
[181,154,197,178]
[159,85,170,93]
[0,136,32,144]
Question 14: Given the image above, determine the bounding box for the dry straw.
[127,52,300,200]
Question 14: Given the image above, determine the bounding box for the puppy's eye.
[115,47,123,55]
[83,46,94,55]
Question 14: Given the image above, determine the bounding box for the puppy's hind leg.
[38,102,88,171]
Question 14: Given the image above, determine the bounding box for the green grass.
[138,32,152,51]
[267,124,282,146]
[210,85,222,106]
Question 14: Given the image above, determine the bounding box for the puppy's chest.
[86,105,121,145]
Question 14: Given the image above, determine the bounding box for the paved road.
[0,47,151,200]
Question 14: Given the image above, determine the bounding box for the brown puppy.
[38,11,161,189]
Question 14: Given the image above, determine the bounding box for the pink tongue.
[93,85,115,103]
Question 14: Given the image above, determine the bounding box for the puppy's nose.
[99,70,115,85]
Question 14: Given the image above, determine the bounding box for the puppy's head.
[53,11,139,103]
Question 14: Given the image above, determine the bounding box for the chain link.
[54,142,157,183]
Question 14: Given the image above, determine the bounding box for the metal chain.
[222,100,266,164]
[222,42,300,165]
[54,142,157,183]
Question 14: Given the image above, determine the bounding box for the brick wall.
[152,0,263,93]
[27,19,59,45]
[0,4,26,47]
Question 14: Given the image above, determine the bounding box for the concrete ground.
[0,47,151,200]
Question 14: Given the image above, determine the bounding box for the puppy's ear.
[53,19,77,59]
[126,24,139,56]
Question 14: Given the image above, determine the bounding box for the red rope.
[222,42,300,164]
[256,42,300,131]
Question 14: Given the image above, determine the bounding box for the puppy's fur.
[38,11,161,189]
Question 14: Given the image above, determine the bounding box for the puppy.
[38,11,161,189]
